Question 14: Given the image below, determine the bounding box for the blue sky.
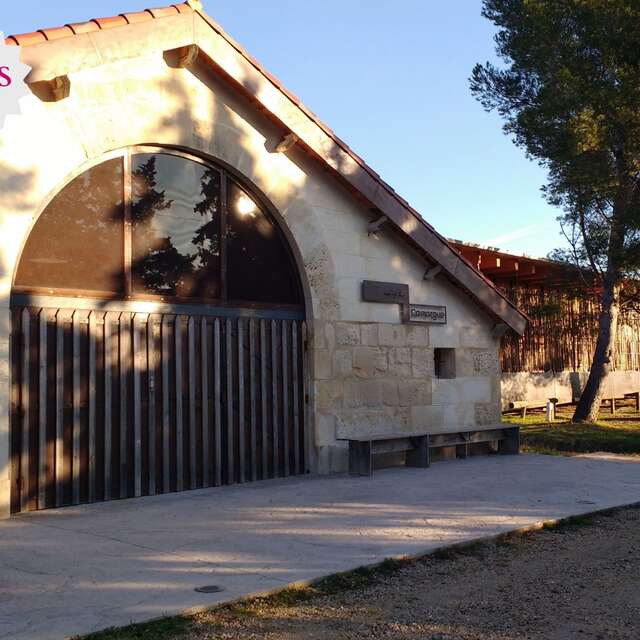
[3,0,566,258]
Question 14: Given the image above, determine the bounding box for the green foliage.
[470,1,640,284]
[76,616,192,640]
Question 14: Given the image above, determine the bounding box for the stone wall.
[501,370,640,409]
[313,319,501,473]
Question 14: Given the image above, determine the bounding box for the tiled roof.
[5,3,193,46]
[3,1,527,332]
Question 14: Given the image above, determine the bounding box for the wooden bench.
[340,424,519,476]
[428,424,520,459]
[339,433,430,476]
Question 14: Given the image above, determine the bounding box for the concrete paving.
[1,453,639,640]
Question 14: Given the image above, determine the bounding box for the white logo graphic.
[0,34,31,130]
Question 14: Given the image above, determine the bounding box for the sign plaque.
[403,304,447,324]
[361,280,409,304]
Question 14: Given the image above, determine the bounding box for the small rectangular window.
[434,348,456,379]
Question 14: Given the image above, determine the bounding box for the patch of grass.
[76,616,193,640]
[503,402,640,454]
[225,557,410,615]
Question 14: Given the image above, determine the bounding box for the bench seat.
[339,424,519,476]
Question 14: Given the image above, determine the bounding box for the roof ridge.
[5,3,193,46]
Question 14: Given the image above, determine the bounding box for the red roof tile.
[5,3,192,46]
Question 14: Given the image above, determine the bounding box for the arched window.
[14,149,303,307]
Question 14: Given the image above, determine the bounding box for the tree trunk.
[572,277,620,423]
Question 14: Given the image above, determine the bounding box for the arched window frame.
[13,145,304,310]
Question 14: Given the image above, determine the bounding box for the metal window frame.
[15,145,304,312]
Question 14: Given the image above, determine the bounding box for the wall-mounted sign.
[361,280,409,304]
[403,304,447,324]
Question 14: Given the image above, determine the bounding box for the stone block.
[428,324,459,348]
[314,349,332,380]
[344,380,382,408]
[332,349,353,378]
[336,407,410,438]
[473,350,500,376]
[381,380,399,406]
[411,347,435,378]
[443,403,476,429]
[459,325,493,349]
[312,320,327,349]
[353,346,388,378]
[315,380,343,411]
[389,347,411,377]
[406,325,429,347]
[360,323,379,346]
[474,402,501,426]
[314,413,337,447]
[410,405,444,431]
[379,324,406,346]
[335,322,360,346]
[432,377,491,405]
[324,322,336,351]
[398,380,432,406]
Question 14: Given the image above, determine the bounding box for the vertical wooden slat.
[237,318,245,483]
[213,318,222,486]
[201,317,210,488]
[132,314,143,498]
[148,315,159,496]
[292,321,300,476]
[271,320,279,477]
[225,318,234,484]
[104,312,116,501]
[37,309,47,509]
[282,320,290,477]
[87,311,97,502]
[175,315,184,492]
[20,308,30,512]
[119,312,130,499]
[72,310,82,505]
[249,318,257,482]
[55,311,63,506]
[301,321,308,474]
[260,320,268,479]
[162,315,171,493]
[188,316,197,489]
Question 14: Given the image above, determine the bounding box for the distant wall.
[501,370,640,410]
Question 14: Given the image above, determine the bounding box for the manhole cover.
[195,585,224,594]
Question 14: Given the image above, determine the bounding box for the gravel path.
[186,505,640,640]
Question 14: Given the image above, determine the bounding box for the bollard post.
[546,399,555,422]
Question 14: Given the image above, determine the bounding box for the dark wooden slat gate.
[10,305,307,513]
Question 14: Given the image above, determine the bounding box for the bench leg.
[456,444,469,459]
[498,427,520,455]
[349,440,372,476]
[406,435,430,468]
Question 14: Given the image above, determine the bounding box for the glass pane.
[131,153,222,299]
[15,158,124,294]
[227,180,301,304]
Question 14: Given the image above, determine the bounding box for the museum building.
[0,1,526,517]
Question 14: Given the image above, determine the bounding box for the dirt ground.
[182,505,640,640]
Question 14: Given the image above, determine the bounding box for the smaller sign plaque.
[404,304,447,324]
[361,280,409,304]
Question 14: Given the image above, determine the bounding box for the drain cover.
[195,585,224,594]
